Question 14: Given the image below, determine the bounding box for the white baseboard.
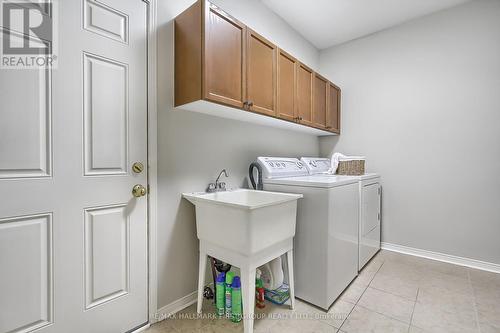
[151,290,198,323]
[381,242,500,274]
[130,324,150,333]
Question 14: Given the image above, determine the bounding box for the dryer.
[358,175,381,269]
[300,157,381,271]
[255,157,359,310]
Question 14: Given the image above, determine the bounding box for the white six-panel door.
[0,0,149,332]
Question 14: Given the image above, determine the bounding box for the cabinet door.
[296,63,313,125]
[246,29,276,116]
[204,2,246,108]
[276,49,297,121]
[327,82,341,133]
[313,74,328,129]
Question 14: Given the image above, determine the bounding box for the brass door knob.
[132,184,147,197]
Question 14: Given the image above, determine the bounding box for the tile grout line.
[337,259,386,332]
[355,259,414,331]
[335,284,367,332]
[353,260,415,329]
[366,256,420,303]
[365,259,417,307]
[368,285,417,302]
[407,288,419,333]
[467,269,482,333]
[355,303,413,328]
[361,259,385,291]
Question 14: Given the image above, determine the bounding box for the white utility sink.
[183,189,302,255]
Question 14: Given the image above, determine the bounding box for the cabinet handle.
[243,101,253,110]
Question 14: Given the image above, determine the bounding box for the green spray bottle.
[225,271,235,319]
[231,276,242,323]
[215,272,226,317]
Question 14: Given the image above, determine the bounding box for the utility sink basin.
[183,189,302,255]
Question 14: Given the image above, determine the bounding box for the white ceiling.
[261,0,472,49]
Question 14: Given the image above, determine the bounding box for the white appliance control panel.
[256,157,309,179]
[300,157,331,174]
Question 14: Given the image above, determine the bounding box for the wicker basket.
[337,158,365,175]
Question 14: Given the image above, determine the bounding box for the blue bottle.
[215,272,226,317]
[231,276,242,323]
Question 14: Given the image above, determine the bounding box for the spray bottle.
[225,271,235,319]
[231,276,242,323]
[215,272,226,317]
[255,269,265,309]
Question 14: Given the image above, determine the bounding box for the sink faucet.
[207,169,229,193]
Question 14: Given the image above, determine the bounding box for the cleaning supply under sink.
[255,269,265,309]
[259,257,290,305]
[259,257,284,290]
[225,271,235,319]
[264,283,290,305]
[215,272,226,317]
[231,276,242,323]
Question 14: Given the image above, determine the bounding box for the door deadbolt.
[132,184,147,197]
[132,162,144,174]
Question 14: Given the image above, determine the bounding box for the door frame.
[144,0,159,325]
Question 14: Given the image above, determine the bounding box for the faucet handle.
[217,182,226,191]
[207,183,216,193]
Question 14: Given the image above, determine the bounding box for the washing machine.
[255,157,359,310]
[300,157,381,271]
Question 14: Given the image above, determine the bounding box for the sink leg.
[241,267,256,333]
[197,250,208,314]
[287,250,295,310]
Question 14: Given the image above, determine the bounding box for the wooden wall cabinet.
[296,63,314,126]
[312,73,328,129]
[174,0,340,135]
[276,49,297,122]
[327,82,341,134]
[204,2,246,108]
[175,1,247,108]
[246,29,277,116]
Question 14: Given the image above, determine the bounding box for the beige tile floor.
[146,250,500,333]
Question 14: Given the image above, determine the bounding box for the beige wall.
[319,0,500,264]
[156,0,320,309]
